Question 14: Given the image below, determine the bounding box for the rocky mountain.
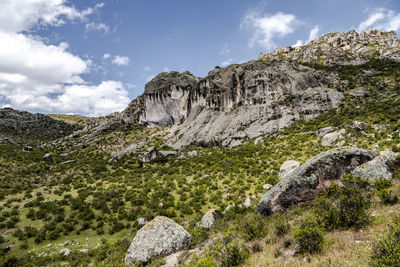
[104,29,398,149]
[260,29,400,65]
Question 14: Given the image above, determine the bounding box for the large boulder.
[200,209,224,228]
[125,216,192,264]
[256,148,378,216]
[279,160,301,179]
[352,152,399,182]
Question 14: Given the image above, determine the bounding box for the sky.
[0,0,399,116]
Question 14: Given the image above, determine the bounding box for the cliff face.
[119,61,342,148]
[113,29,398,148]
[166,61,343,148]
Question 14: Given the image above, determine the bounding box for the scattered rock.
[79,249,89,253]
[42,153,53,162]
[178,155,187,160]
[59,248,71,256]
[125,216,192,264]
[279,160,301,179]
[350,121,369,131]
[137,147,158,162]
[256,148,378,216]
[316,126,337,137]
[348,88,368,97]
[243,197,253,208]
[137,218,148,228]
[254,137,264,145]
[158,151,178,158]
[58,241,68,247]
[263,184,273,190]
[321,131,341,147]
[158,203,164,208]
[282,244,300,258]
[200,209,224,228]
[188,151,198,157]
[60,160,76,165]
[23,145,32,152]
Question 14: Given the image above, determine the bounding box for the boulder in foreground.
[125,216,191,264]
[256,148,378,216]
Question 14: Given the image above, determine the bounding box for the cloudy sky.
[0,0,399,116]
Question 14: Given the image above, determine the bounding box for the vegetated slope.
[0,108,81,143]
[0,58,399,266]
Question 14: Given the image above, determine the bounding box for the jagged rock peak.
[259,29,400,65]
[144,71,199,94]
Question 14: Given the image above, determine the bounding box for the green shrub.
[371,215,400,266]
[273,215,291,237]
[314,175,371,230]
[238,213,269,241]
[293,217,324,254]
[210,238,249,267]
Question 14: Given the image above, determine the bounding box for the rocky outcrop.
[136,147,178,162]
[279,160,300,179]
[119,71,199,127]
[260,29,400,65]
[256,148,378,216]
[200,209,224,228]
[352,152,399,182]
[166,61,344,148]
[125,216,191,264]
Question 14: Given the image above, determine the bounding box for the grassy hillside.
[0,60,399,266]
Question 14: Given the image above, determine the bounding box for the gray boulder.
[200,209,224,228]
[321,131,340,147]
[316,126,337,137]
[125,216,192,264]
[279,160,301,179]
[352,152,399,182]
[350,121,369,131]
[158,151,178,158]
[137,147,158,162]
[256,148,378,216]
[243,197,253,208]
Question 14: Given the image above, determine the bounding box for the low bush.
[371,215,400,266]
[293,217,324,254]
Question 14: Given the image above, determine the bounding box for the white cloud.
[144,66,151,71]
[163,67,170,72]
[219,45,230,56]
[85,22,109,33]
[112,55,130,66]
[0,0,130,116]
[241,10,298,49]
[307,26,320,43]
[292,26,320,47]
[358,8,400,32]
[293,40,303,47]
[0,0,104,33]
[103,53,111,59]
[221,58,233,67]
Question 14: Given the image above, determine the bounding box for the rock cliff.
[93,29,398,149]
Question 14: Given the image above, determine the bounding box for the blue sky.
[0,0,399,116]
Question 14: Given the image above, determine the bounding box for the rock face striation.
[256,148,378,216]
[125,216,191,264]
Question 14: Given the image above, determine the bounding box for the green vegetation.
[0,59,399,266]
